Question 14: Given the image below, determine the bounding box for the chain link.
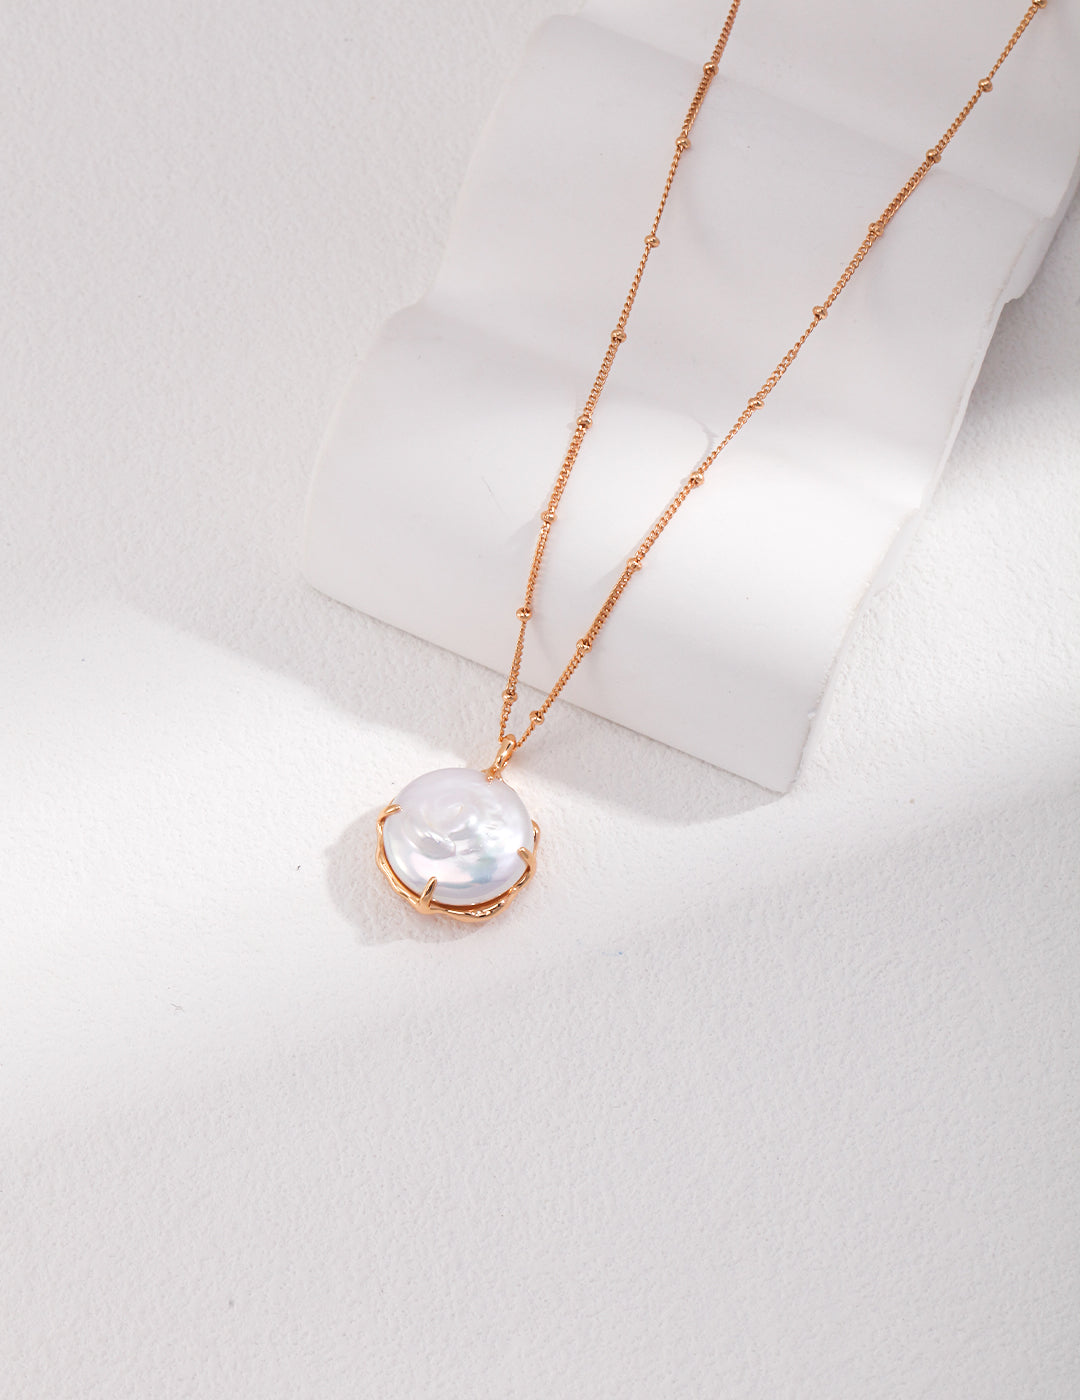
[496,0,1048,766]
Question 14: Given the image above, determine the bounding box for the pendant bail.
[486,734,517,780]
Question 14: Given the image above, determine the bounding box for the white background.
[1,2,1078,1398]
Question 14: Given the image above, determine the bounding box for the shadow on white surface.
[327,757,776,942]
[4,736,1077,1400]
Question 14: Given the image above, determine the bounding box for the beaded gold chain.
[488,0,1049,778]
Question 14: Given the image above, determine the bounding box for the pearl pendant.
[375,768,539,921]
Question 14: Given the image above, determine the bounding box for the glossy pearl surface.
[381,768,534,908]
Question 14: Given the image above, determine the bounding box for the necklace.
[375,0,1049,923]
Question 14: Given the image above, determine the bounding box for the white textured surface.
[1,3,1078,1398]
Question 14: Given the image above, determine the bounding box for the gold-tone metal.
[376,805,540,922]
[491,0,1045,770]
[485,734,517,779]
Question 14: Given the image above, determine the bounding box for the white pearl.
[382,768,534,908]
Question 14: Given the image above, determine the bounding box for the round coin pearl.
[381,768,535,908]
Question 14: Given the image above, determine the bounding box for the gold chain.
[489,0,1049,777]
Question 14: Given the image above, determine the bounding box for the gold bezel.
[375,802,540,922]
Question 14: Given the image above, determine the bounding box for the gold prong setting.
[375,770,539,922]
[418,876,438,912]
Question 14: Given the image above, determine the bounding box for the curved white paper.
[303,0,1080,790]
